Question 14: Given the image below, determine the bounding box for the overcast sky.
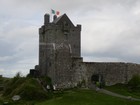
[1,0,140,77]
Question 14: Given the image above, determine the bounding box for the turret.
[44,14,50,25]
[53,15,57,21]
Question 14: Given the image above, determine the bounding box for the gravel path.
[99,89,140,101]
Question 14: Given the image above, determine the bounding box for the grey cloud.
[1,0,140,77]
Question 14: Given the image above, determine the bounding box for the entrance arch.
[91,74,99,83]
[91,74,103,88]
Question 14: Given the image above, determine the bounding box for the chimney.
[44,14,50,25]
[53,15,57,21]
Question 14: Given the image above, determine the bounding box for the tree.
[14,72,21,78]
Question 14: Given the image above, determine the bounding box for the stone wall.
[53,45,72,88]
[73,61,140,88]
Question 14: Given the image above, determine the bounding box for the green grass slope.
[1,75,140,105]
[105,84,140,99]
[36,89,140,105]
[3,77,48,100]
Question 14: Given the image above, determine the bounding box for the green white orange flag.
[51,9,60,15]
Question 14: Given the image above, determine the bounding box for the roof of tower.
[53,14,75,27]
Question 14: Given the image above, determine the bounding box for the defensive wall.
[72,58,140,88]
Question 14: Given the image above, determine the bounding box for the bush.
[128,74,140,92]
[39,76,53,91]
[40,76,52,85]
[20,83,47,100]
[3,77,26,96]
[3,77,48,101]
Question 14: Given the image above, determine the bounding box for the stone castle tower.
[30,13,140,89]
[38,14,82,88]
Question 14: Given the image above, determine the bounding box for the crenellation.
[76,24,82,31]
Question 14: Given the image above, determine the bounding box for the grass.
[1,76,140,105]
[105,84,140,99]
[2,77,48,102]
[35,89,140,105]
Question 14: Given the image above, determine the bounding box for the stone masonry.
[30,13,140,89]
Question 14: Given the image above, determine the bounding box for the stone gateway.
[30,13,140,89]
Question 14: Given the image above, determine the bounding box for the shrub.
[40,76,52,85]
[3,77,48,101]
[15,72,21,78]
[39,76,53,91]
[3,77,26,96]
[20,83,47,100]
[128,74,140,92]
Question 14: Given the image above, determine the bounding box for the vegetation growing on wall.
[128,74,140,92]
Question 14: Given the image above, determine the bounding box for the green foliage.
[0,77,4,91]
[3,77,48,101]
[0,77,10,92]
[40,76,52,85]
[3,77,26,96]
[20,83,47,100]
[77,79,86,88]
[39,76,53,91]
[26,73,33,78]
[0,76,3,83]
[128,75,140,92]
[14,72,21,78]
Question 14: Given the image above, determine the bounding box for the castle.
[30,13,140,89]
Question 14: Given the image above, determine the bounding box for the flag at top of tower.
[51,9,60,15]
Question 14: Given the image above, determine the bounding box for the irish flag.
[51,9,60,15]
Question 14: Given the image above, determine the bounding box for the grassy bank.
[0,75,140,105]
[105,84,140,99]
[36,89,140,105]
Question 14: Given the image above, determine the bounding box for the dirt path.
[98,89,140,101]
